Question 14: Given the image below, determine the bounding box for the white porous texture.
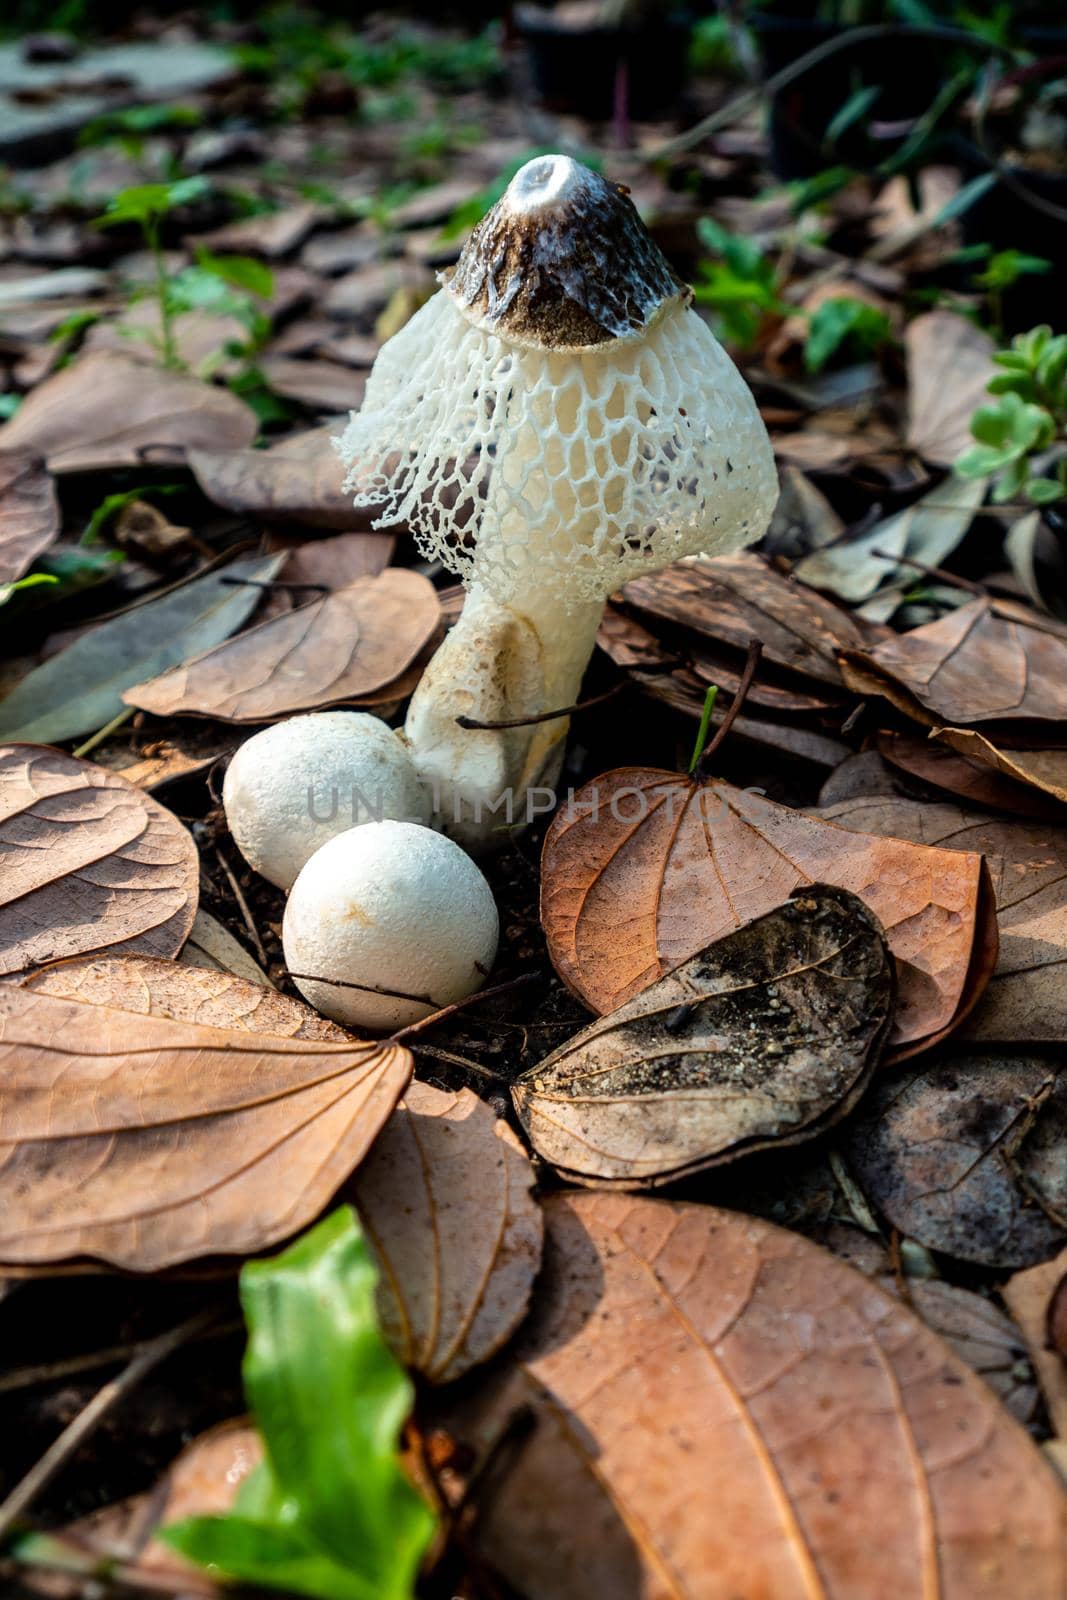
[282,820,499,1031]
[334,292,778,609]
[223,712,429,891]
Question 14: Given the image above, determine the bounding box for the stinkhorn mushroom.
[335,154,777,850]
[223,711,429,890]
[283,819,499,1030]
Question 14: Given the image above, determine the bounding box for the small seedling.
[956,324,1067,506]
[95,179,212,370]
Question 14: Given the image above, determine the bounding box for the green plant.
[692,218,785,348]
[79,103,201,160]
[804,296,893,371]
[956,325,1067,505]
[95,179,212,370]
[82,484,185,546]
[971,248,1052,340]
[161,1207,436,1600]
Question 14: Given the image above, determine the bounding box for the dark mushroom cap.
[443,154,689,353]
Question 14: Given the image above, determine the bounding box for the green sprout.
[957,325,1067,506]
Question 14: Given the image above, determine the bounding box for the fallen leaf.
[1004,1248,1067,1439]
[349,1079,542,1383]
[0,451,59,585]
[258,355,367,412]
[0,352,258,473]
[0,983,411,1270]
[192,202,321,258]
[906,311,996,466]
[123,568,440,722]
[844,1055,1066,1269]
[1005,508,1067,622]
[620,552,867,691]
[0,551,284,745]
[0,747,198,977]
[898,1279,1038,1425]
[815,794,1067,1044]
[541,768,995,1057]
[877,730,1067,820]
[265,528,396,589]
[116,746,220,792]
[179,910,272,986]
[514,886,893,1185]
[188,424,379,530]
[841,596,1067,728]
[933,727,1067,807]
[444,1192,1067,1600]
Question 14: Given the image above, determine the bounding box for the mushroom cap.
[335,155,777,609]
[282,820,499,1031]
[223,712,429,891]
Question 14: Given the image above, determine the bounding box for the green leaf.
[96,176,211,229]
[825,83,881,147]
[956,442,1018,477]
[992,454,1030,504]
[82,484,184,545]
[194,249,275,299]
[162,1209,435,1600]
[803,298,892,374]
[926,170,997,229]
[1025,476,1066,506]
[973,249,1052,292]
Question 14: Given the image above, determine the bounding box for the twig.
[390,972,541,1046]
[695,639,763,774]
[72,706,135,761]
[411,1042,509,1084]
[456,681,627,732]
[0,1318,242,1397]
[287,971,436,1006]
[3,1545,222,1599]
[872,550,988,597]
[0,1306,219,1543]
[214,847,269,968]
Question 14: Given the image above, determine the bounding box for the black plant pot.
[952,136,1067,333]
[515,6,692,120]
[753,14,943,180]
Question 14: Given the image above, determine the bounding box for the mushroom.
[335,154,777,850]
[223,711,429,891]
[282,819,499,1031]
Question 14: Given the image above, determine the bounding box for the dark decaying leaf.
[442,1192,1067,1600]
[0,352,258,473]
[0,551,284,746]
[840,597,1067,728]
[188,424,377,530]
[844,1055,1067,1269]
[350,1079,543,1383]
[0,746,198,977]
[876,730,1067,820]
[123,568,441,722]
[1004,1248,1067,1438]
[541,767,996,1058]
[0,451,59,585]
[514,886,894,1186]
[0,984,411,1271]
[816,794,1067,1044]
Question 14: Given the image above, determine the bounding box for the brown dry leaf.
[178,911,272,986]
[899,1279,1038,1424]
[116,747,220,792]
[349,1079,543,1383]
[1004,1248,1067,1438]
[187,424,376,530]
[259,355,367,412]
[541,768,995,1058]
[841,597,1067,727]
[0,450,59,585]
[265,528,396,589]
[0,352,258,473]
[934,727,1067,807]
[514,886,894,1185]
[123,568,440,722]
[620,552,867,692]
[0,982,411,1270]
[816,795,1067,1044]
[192,202,321,258]
[445,1192,1067,1600]
[877,730,1067,820]
[0,745,198,977]
[906,310,996,466]
[844,1055,1067,1269]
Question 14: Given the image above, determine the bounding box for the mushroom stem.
[404,579,604,851]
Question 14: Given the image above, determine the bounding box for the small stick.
[3,1545,221,1599]
[695,639,763,774]
[72,705,134,761]
[287,971,436,1006]
[390,971,541,1046]
[214,848,269,968]
[0,1318,242,1397]
[872,550,988,597]
[0,1306,218,1542]
[456,681,627,732]
[411,1042,509,1084]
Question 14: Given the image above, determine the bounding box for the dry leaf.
[514,886,893,1185]
[0,746,198,977]
[934,727,1067,807]
[264,528,396,593]
[123,567,440,722]
[1004,1248,1067,1438]
[116,747,220,792]
[906,311,996,466]
[541,768,995,1058]
[192,202,320,258]
[897,1279,1037,1425]
[0,352,258,473]
[620,551,867,691]
[0,982,411,1270]
[0,450,59,585]
[259,355,367,412]
[445,1192,1067,1600]
[350,1079,543,1383]
[179,910,271,986]
[188,424,380,530]
[844,1055,1066,1269]
[841,597,1067,727]
[877,730,1067,820]
[816,794,1067,1045]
